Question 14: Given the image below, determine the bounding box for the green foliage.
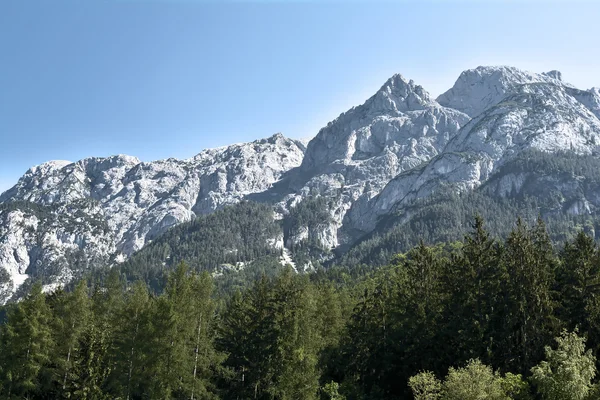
[283,196,332,244]
[116,201,283,292]
[283,196,334,264]
[410,360,532,400]
[218,269,338,400]
[443,359,517,400]
[408,371,442,400]
[530,330,597,400]
[339,150,600,269]
[5,216,600,399]
[321,381,346,400]
[0,282,54,399]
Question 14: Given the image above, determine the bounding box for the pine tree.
[107,280,151,399]
[497,218,556,374]
[443,215,501,365]
[145,262,196,398]
[72,268,124,399]
[218,275,278,400]
[0,282,55,399]
[557,231,600,352]
[342,268,397,398]
[51,281,92,398]
[270,271,320,400]
[188,272,221,400]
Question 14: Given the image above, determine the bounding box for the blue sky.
[1,0,599,194]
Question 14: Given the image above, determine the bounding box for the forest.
[2,216,600,399]
[340,150,600,268]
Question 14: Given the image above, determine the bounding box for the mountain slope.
[2,65,600,302]
[436,66,570,118]
[345,80,600,235]
[258,73,470,249]
[113,201,285,292]
[0,134,305,302]
[340,150,600,268]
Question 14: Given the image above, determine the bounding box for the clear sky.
[1,0,599,194]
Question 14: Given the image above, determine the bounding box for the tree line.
[2,216,600,399]
[340,150,600,269]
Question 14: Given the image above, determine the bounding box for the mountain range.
[1,65,600,303]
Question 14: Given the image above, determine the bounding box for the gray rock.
[2,65,600,303]
[0,134,305,302]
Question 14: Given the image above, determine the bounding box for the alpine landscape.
[2,1,600,399]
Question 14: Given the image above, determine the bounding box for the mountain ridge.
[1,65,600,303]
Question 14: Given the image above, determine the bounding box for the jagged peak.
[32,159,72,171]
[542,70,563,81]
[187,133,304,163]
[454,65,566,88]
[362,72,435,114]
[379,73,431,101]
[79,154,141,166]
[379,73,411,91]
[267,132,286,140]
[259,132,297,145]
[437,65,571,118]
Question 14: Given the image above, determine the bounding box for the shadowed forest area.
[1,217,600,399]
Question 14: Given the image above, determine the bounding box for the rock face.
[436,66,570,118]
[2,65,599,302]
[346,75,600,235]
[0,134,305,301]
[0,200,115,299]
[272,74,469,247]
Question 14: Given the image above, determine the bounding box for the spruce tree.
[497,219,556,374]
[557,231,600,352]
[107,280,151,399]
[145,262,196,398]
[443,215,501,365]
[218,275,278,400]
[51,281,92,398]
[270,271,320,400]
[0,282,54,399]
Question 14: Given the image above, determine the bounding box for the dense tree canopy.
[3,216,600,399]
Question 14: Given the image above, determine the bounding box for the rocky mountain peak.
[346,74,600,237]
[370,73,434,113]
[437,65,569,118]
[301,72,468,172]
[542,70,563,81]
[0,134,307,301]
[1,64,598,304]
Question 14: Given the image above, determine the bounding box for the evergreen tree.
[0,282,54,399]
[188,272,221,400]
[73,268,124,398]
[443,215,501,365]
[107,280,151,399]
[270,271,320,400]
[145,262,198,398]
[50,281,92,398]
[219,276,278,399]
[496,219,556,374]
[557,231,600,353]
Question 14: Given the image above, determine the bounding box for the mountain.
[258,73,470,249]
[0,134,305,301]
[436,66,571,118]
[346,78,600,235]
[339,150,600,268]
[2,65,600,302]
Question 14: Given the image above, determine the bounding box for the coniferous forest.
[3,217,600,399]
